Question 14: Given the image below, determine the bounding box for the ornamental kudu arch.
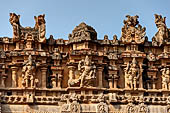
[0,13,170,113]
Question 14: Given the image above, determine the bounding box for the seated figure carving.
[152,14,169,46]
[68,56,96,87]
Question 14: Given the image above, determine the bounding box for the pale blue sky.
[0,0,170,40]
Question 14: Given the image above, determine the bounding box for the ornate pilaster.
[41,67,47,88]
[98,67,104,88]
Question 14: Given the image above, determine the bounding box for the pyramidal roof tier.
[68,22,97,44]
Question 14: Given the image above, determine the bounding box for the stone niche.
[1,13,170,113]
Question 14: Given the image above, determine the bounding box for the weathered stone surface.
[1,13,170,113]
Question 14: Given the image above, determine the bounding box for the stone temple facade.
[0,13,170,113]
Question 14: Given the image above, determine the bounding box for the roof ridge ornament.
[120,15,146,44]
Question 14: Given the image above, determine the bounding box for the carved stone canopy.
[120,15,146,44]
[68,22,97,43]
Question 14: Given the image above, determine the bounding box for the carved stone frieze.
[2,13,170,113]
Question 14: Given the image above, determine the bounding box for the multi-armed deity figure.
[78,56,96,87]
[152,14,169,46]
[22,55,39,88]
[9,13,21,41]
[68,56,96,87]
[161,68,170,90]
[124,58,140,89]
[34,14,46,43]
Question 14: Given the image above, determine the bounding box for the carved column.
[108,75,113,88]
[15,42,20,50]
[41,67,47,88]
[139,62,144,89]
[1,73,7,87]
[98,67,104,88]
[11,67,18,87]
[113,75,119,88]
[57,74,63,88]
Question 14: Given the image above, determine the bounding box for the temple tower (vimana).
[0,13,170,113]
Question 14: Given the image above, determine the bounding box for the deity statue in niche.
[124,58,140,89]
[68,56,96,87]
[22,55,39,88]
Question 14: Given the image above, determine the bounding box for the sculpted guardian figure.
[152,14,169,46]
[9,13,21,41]
[34,14,46,43]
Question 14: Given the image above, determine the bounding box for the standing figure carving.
[124,58,140,89]
[152,14,169,46]
[34,14,46,43]
[22,55,39,88]
[161,68,170,90]
[9,13,21,41]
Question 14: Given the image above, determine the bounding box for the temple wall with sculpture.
[0,13,170,113]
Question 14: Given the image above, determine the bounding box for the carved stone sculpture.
[97,102,108,113]
[22,55,39,88]
[112,35,118,44]
[120,15,146,44]
[25,33,33,50]
[9,13,21,41]
[138,103,149,113]
[152,14,169,46]
[68,56,96,87]
[147,51,156,61]
[161,68,170,90]
[126,103,136,113]
[79,56,96,87]
[102,35,111,44]
[3,13,170,113]
[34,14,46,43]
[124,58,140,89]
[48,35,55,53]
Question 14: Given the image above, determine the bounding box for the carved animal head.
[34,14,45,26]
[9,13,20,25]
[154,14,166,26]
